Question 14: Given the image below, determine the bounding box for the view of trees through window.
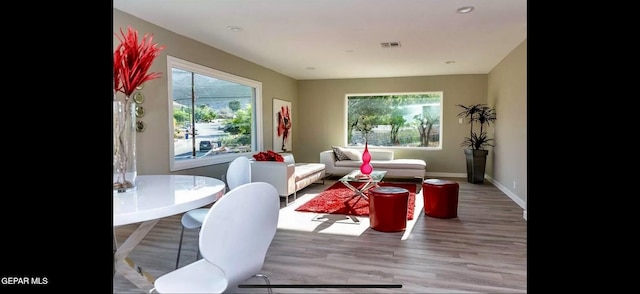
[347,92,442,149]
[168,56,261,171]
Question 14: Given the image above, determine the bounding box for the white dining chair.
[175,156,252,269]
[152,182,280,294]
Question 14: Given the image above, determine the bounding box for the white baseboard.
[486,176,526,221]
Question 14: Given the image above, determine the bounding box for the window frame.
[167,55,263,171]
[344,91,443,150]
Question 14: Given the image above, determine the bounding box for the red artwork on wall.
[273,98,292,152]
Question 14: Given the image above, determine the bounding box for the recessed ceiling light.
[227,26,243,32]
[445,60,456,64]
[457,6,474,14]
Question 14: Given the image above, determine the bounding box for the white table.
[113,175,226,292]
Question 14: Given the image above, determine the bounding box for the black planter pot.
[464,149,488,184]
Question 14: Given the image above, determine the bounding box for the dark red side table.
[422,179,459,219]
[368,186,410,232]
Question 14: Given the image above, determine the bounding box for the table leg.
[358,181,379,195]
[341,181,376,200]
[114,219,160,292]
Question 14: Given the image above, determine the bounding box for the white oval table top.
[113,175,226,227]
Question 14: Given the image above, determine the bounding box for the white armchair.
[251,153,325,206]
[251,160,296,198]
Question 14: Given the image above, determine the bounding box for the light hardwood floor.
[114,177,527,293]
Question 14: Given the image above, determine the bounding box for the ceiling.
[113,0,527,80]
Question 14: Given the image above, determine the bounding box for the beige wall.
[114,9,297,179]
[487,40,527,209]
[295,75,488,175]
[114,10,526,213]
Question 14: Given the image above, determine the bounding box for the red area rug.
[295,182,418,220]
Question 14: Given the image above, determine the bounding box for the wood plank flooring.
[114,177,527,293]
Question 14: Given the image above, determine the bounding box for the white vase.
[113,99,137,192]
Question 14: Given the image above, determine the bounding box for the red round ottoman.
[422,179,459,219]
[368,186,410,232]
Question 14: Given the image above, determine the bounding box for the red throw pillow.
[253,150,284,162]
[266,150,285,162]
[252,152,269,161]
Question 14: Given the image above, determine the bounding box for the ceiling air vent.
[380,42,401,48]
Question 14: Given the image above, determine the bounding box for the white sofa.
[320,148,426,180]
[250,153,326,206]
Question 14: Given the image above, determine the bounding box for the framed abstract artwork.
[273,98,292,152]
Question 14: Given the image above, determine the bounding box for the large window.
[346,92,442,149]
[168,56,262,171]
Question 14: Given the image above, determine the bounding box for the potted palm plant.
[456,104,497,184]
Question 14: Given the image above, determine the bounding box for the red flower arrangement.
[253,150,285,162]
[113,26,165,192]
[114,26,165,98]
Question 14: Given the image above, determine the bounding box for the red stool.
[422,179,459,219]
[368,186,410,232]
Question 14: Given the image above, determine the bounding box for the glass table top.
[339,170,387,183]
